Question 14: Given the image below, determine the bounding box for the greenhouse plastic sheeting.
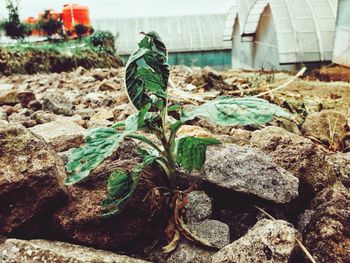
[92,14,231,55]
[333,0,350,67]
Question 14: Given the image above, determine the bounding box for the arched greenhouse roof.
[92,14,231,55]
[224,0,338,63]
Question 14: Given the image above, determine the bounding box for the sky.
[0,0,233,20]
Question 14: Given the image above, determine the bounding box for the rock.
[250,126,336,193]
[0,108,7,121]
[0,84,18,106]
[0,123,67,234]
[17,91,36,108]
[188,220,230,249]
[327,152,350,187]
[28,100,42,111]
[90,108,115,123]
[212,219,300,263]
[85,92,107,103]
[184,191,212,223]
[0,239,149,263]
[302,182,350,263]
[30,120,86,152]
[8,113,36,128]
[93,69,110,81]
[32,111,57,124]
[176,125,214,139]
[98,79,118,91]
[302,110,348,148]
[201,144,299,203]
[167,241,215,263]
[215,210,258,242]
[54,158,167,250]
[43,92,73,116]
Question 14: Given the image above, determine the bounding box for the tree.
[38,10,63,38]
[74,24,88,39]
[3,0,29,39]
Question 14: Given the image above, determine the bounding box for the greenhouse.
[93,14,232,70]
[224,0,338,70]
[333,0,350,67]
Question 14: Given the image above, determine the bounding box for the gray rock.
[184,191,212,223]
[43,92,73,116]
[30,120,86,152]
[250,126,336,193]
[212,219,300,263]
[0,123,67,234]
[0,239,149,263]
[327,152,350,187]
[188,220,230,249]
[201,144,299,203]
[167,241,215,263]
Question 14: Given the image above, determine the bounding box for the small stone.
[167,241,215,263]
[184,191,212,223]
[188,219,230,249]
[17,91,36,108]
[28,100,42,111]
[0,84,18,106]
[43,92,73,116]
[98,79,118,91]
[30,120,86,152]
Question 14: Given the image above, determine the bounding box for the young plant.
[64,31,292,252]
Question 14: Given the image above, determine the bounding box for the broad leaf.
[125,32,169,110]
[65,128,126,185]
[102,164,144,217]
[176,137,221,172]
[181,96,292,126]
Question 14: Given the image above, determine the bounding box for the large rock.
[43,92,73,116]
[302,182,350,263]
[0,123,67,234]
[212,219,300,263]
[184,191,212,223]
[54,157,167,250]
[327,152,350,188]
[250,126,336,193]
[0,239,149,263]
[201,144,299,203]
[301,110,348,148]
[30,120,86,152]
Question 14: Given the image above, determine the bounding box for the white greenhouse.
[224,0,338,70]
[92,15,232,70]
[333,0,350,67]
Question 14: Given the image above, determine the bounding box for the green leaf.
[176,137,221,172]
[181,96,292,126]
[102,165,144,217]
[65,128,126,185]
[125,32,169,111]
[168,104,181,112]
